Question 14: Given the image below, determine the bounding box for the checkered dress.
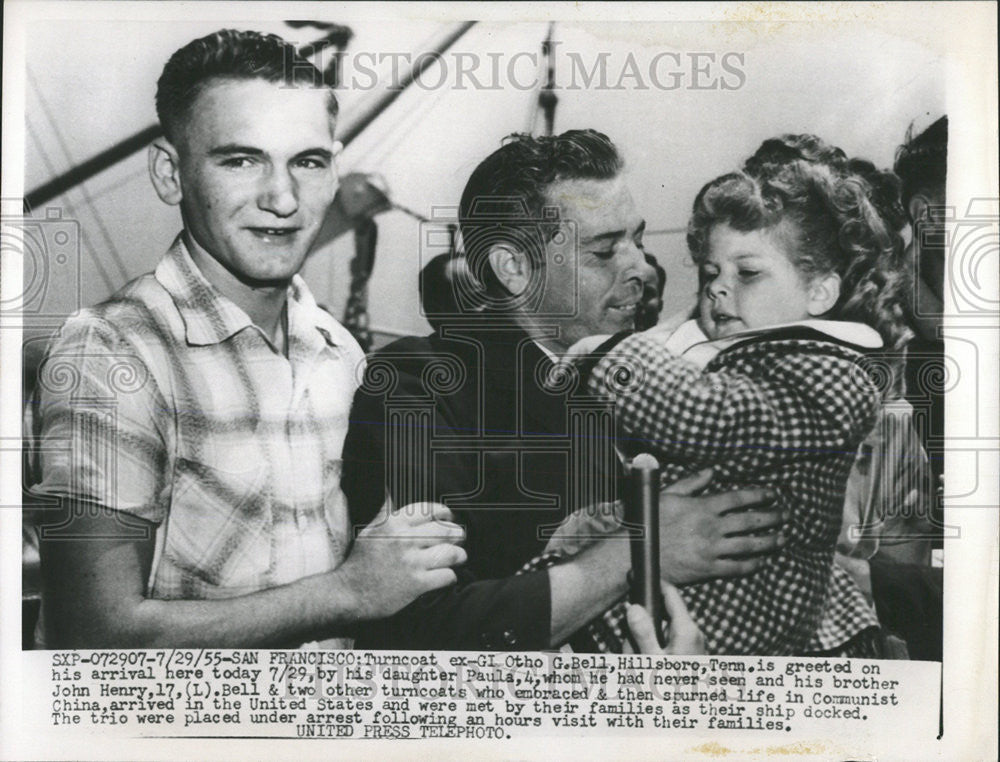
[521,330,882,655]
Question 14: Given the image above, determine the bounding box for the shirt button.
[502,629,518,647]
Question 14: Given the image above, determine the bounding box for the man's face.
[699,223,813,340]
[172,78,338,287]
[635,260,664,331]
[535,176,650,349]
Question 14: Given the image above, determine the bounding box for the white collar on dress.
[657,318,883,370]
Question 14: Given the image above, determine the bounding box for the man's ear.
[487,243,532,296]
[807,272,841,317]
[148,139,183,206]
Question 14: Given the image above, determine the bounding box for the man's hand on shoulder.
[336,500,467,621]
[658,469,785,585]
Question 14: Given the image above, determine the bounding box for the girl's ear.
[807,272,841,317]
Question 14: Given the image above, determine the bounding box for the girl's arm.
[587,331,881,469]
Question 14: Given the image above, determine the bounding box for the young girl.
[540,157,911,656]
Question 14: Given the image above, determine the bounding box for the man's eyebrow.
[583,219,646,244]
[293,147,335,161]
[207,145,335,161]
[208,144,266,157]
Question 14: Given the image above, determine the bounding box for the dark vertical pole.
[539,22,558,136]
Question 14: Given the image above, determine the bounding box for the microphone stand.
[624,453,667,647]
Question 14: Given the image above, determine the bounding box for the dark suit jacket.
[342,322,619,649]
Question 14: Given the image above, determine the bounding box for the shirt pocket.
[165,446,272,594]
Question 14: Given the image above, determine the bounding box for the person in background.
[635,252,667,331]
[866,115,949,661]
[418,251,484,332]
[894,116,948,495]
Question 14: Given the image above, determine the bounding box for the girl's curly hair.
[687,159,913,357]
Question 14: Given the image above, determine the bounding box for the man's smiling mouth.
[608,301,638,317]
[247,227,300,241]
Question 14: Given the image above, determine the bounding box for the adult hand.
[339,500,467,620]
[659,469,784,585]
[626,583,705,654]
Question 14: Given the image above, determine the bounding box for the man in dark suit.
[342,130,784,650]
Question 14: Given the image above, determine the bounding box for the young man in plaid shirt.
[25,30,466,648]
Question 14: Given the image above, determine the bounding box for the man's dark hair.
[156,29,337,144]
[458,129,623,298]
[894,115,948,207]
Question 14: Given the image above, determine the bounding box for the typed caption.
[32,650,939,740]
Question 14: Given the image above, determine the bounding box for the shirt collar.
[286,272,341,354]
[532,339,560,364]
[661,318,883,362]
[155,234,339,350]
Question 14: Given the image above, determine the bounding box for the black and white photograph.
[1,2,996,760]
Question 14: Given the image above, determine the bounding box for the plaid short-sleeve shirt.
[27,236,365,607]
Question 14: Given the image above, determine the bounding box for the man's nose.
[621,241,649,290]
[258,166,298,217]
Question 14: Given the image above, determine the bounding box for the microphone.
[624,453,666,647]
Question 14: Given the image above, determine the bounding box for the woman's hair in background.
[743,134,849,178]
[686,159,913,357]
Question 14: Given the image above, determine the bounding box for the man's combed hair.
[459,129,623,296]
[894,115,948,206]
[156,29,336,143]
[687,160,912,356]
